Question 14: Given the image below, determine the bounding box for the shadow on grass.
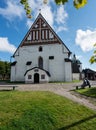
[0,90,13,92]
[58,114,96,130]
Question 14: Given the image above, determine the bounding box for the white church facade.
[11,13,72,83]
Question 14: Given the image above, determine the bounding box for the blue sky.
[0,0,96,70]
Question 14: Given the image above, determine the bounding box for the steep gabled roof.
[82,69,96,74]
[13,13,71,57]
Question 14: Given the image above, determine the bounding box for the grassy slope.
[0,91,96,130]
[76,87,96,98]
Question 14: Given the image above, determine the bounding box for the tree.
[0,61,10,80]
[89,43,96,64]
[20,0,87,18]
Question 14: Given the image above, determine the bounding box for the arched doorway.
[34,73,39,83]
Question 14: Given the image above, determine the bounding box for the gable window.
[42,23,46,27]
[38,57,43,69]
[39,46,43,52]
[34,24,38,28]
[28,75,32,79]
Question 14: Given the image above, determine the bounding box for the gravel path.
[15,82,96,111]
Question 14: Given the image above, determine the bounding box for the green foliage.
[20,0,32,18]
[89,43,96,64]
[55,0,68,5]
[73,0,87,9]
[0,61,10,80]
[0,91,96,130]
[20,0,88,19]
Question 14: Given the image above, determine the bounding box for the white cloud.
[55,6,68,24]
[0,0,68,33]
[0,37,16,54]
[55,26,68,33]
[28,0,38,10]
[0,0,24,21]
[27,0,54,27]
[40,5,54,27]
[75,29,96,52]
[76,55,82,59]
[26,19,33,29]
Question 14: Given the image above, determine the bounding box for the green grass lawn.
[75,87,96,98]
[0,91,96,130]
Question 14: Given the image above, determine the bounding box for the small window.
[28,75,32,79]
[49,56,54,60]
[41,75,45,79]
[26,61,32,65]
[39,46,43,52]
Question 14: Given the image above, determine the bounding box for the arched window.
[38,57,43,69]
[39,46,43,52]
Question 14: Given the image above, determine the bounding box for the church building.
[11,13,72,83]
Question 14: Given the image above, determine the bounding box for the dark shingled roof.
[64,58,72,62]
[82,69,96,74]
[11,61,17,66]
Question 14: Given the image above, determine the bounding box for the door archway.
[34,73,39,83]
